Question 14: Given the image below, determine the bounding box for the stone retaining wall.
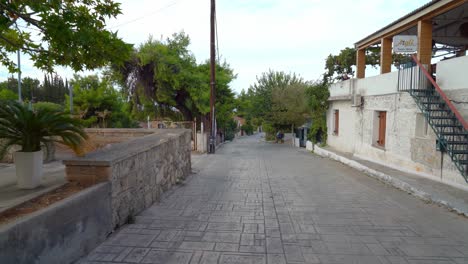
[0,183,112,264]
[63,129,192,228]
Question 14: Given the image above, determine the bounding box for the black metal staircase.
[398,55,468,182]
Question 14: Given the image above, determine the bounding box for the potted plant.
[0,100,87,189]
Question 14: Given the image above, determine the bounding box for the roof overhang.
[355,0,468,49]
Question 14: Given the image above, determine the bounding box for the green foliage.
[111,32,236,134]
[269,83,309,127]
[0,0,132,72]
[0,100,87,157]
[323,46,411,83]
[305,82,330,144]
[0,88,17,100]
[241,123,254,135]
[0,75,69,104]
[67,75,137,128]
[249,70,304,121]
[223,119,238,141]
[262,122,276,141]
[33,102,63,112]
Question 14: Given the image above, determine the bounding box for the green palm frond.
[0,100,88,158]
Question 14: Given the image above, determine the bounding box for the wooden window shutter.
[378,111,386,146]
[334,110,339,135]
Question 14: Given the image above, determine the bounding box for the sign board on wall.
[393,35,418,53]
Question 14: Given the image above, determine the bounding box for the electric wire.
[108,0,185,29]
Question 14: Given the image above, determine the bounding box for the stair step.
[451,150,468,155]
[420,101,445,105]
[428,109,452,112]
[459,160,468,165]
[429,116,456,120]
[440,132,468,136]
[416,94,439,97]
[433,124,463,128]
[447,141,468,145]
[412,89,435,92]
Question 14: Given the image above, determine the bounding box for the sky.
[0,0,430,94]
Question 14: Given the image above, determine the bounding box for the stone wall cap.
[63,129,190,166]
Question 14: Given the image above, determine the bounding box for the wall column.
[356,48,366,79]
[380,37,392,74]
[417,20,433,65]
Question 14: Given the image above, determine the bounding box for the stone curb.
[311,145,468,218]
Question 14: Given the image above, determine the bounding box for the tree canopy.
[0,0,132,72]
[323,46,410,83]
[111,32,237,125]
[67,74,136,128]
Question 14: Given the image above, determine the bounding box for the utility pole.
[17,50,22,103]
[209,0,216,154]
[69,83,73,114]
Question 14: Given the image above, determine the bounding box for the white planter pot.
[14,150,43,189]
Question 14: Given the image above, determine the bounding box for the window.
[415,113,429,138]
[377,111,386,147]
[333,110,339,135]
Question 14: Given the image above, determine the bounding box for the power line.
[215,10,220,63]
[108,0,184,29]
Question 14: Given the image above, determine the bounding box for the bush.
[241,123,254,135]
[262,122,276,141]
[0,89,17,100]
[308,114,327,145]
[33,102,63,112]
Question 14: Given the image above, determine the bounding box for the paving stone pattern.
[80,135,468,264]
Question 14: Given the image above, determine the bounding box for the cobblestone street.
[80,134,468,264]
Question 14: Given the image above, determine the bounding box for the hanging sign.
[393,35,418,53]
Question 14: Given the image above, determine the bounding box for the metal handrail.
[411,54,468,130]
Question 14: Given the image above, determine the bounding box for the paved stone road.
[80,135,468,264]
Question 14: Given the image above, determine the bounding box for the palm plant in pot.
[0,100,87,189]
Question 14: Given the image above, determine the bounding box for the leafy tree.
[306,81,330,144]
[235,89,254,118]
[269,83,309,127]
[67,75,136,128]
[112,33,201,121]
[323,46,410,83]
[0,76,42,101]
[40,74,68,104]
[111,32,237,138]
[249,70,304,121]
[0,75,69,103]
[0,0,131,72]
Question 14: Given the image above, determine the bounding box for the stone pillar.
[356,48,366,79]
[417,20,433,65]
[380,37,392,74]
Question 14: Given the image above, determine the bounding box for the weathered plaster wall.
[327,100,356,153]
[355,71,399,96]
[444,89,468,121]
[436,56,468,121]
[63,129,192,228]
[329,79,353,98]
[327,93,466,188]
[437,55,468,91]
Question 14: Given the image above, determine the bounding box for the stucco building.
[327,0,468,189]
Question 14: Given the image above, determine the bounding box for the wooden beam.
[417,20,433,65]
[380,38,392,74]
[356,49,366,79]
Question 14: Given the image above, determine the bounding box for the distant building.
[327,0,468,188]
[233,116,246,137]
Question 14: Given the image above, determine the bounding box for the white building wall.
[327,100,356,153]
[327,56,468,188]
[436,55,468,120]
